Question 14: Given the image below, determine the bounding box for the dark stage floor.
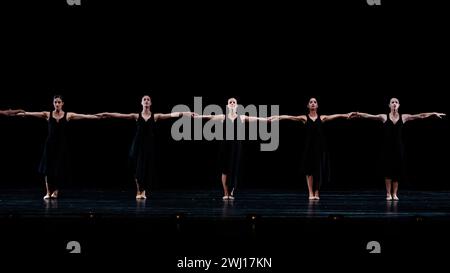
[1,189,450,219]
[1,189,449,268]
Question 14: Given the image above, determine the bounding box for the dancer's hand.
[435,112,446,119]
[348,112,358,119]
[95,113,108,118]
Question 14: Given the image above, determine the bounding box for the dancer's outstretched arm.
[193,113,225,121]
[270,115,307,123]
[17,111,49,119]
[241,115,272,122]
[95,112,139,120]
[0,109,25,116]
[321,112,355,122]
[403,112,446,123]
[355,112,387,122]
[155,112,193,121]
[68,112,100,121]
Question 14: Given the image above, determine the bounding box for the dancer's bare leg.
[135,178,143,199]
[306,175,314,200]
[43,176,51,200]
[385,178,392,200]
[392,181,399,200]
[222,174,230,200]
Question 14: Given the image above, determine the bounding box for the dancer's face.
[53,98,64,111]
[141,96,152,108]
[389,98,400,112]
[227,98,237,111]
[307,98,318,111]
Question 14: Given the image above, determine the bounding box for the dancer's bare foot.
[50,190,58,199]
[140,190,147,199]
[308,196,315,200]
[314,191,320,200]
[43,193,51,200]
[223,195,229,200]
[392,195,399,201]
[136,191,147,199]
[386,194,393,201]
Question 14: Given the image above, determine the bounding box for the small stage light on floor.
[85,211,97,219]
[174,213,185,220]
[328,214,344,221]
[414,216,426,222]
[247,214,260,221]
[174,213,185,232]
[247,214,260,233]
[3,212,21,220]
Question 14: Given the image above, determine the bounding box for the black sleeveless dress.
[381,114,404,182]
[129,113,156,192]
[302,115,330,191]
[38,111,69,185]
[219,115,244,192]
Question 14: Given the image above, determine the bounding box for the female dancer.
[355,97,445,200]
[18,95,99,199]
[0,109,24,116]
[194,97,271,200]
[271,97,354,200]
[96,95,192,199]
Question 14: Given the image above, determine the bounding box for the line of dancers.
[0,96,445,201]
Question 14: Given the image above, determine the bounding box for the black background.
[0,0,448,192]
[1,1,450,269]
